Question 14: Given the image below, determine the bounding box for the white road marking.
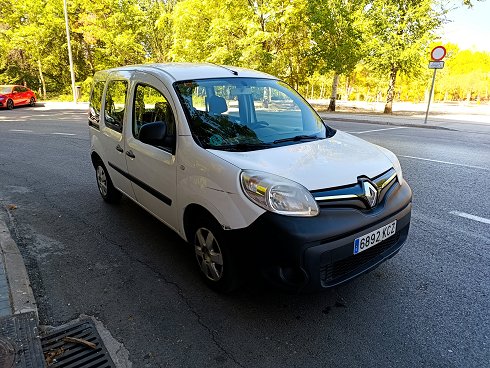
[51,132,76,136]
[9,129,33,133]
[399,155,489,171]
[348,127,408,134]
[450,211,490,225]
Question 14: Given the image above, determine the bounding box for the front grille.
[321,232,401,285]
[312,168,398,210]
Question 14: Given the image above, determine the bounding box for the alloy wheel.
[96,165,108,196]
[195,227,224,281]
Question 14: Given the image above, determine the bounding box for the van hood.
[208,131,394,190]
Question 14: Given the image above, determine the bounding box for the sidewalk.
[0,211,43,367]
[36,101,90,111]
[0,212,37,317]
[312,101,490,134]
[0,210,127,367]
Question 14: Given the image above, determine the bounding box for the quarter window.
[104,80,128,132]
[133,84,176,152]
[89,81,105,125]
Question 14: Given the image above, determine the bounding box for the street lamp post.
[63,0,77,103]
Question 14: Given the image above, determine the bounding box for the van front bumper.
[231,180,412,292]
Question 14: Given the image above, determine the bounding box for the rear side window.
[89,81,104,126]
[104,80,128,132]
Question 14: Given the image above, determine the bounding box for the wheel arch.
[91,151,103,168]
[183,204,221,244]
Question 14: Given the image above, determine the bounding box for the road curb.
[0,210,38,318]
[319,115,454,131]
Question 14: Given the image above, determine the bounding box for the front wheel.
[6,99,14,110]
[29,97,35,106]
[95,161,122,203]
[193,218,241,293]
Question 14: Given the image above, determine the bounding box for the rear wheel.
[192,217,241,293]
[29,97,35,106]
[95,161,122,203]
[6,99,14,110]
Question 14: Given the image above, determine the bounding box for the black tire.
[95,161,122,203]
[29,97,35,107]
[6,99,14,110]
[192,216,241,293]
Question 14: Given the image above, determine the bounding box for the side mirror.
[139,122,167,146]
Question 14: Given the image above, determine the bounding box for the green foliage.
[170,0,312,88]
[0,0,487,104]
[308,0,369,75]
[366,0,444,76]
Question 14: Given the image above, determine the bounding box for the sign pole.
[424,68,437,125]
[425,45,447,125]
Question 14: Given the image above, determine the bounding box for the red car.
[0,85,37,109]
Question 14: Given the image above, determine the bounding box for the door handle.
[126,150,135,159]
[116,144,123,153]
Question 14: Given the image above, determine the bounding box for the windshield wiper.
[272,135,322,144]
[211,142,273,152]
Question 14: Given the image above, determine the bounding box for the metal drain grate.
[41,319,115,368]
[0,312,45,368]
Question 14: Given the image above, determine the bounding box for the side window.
[133,84,176,153]
[104,80,128,132]
[89,81,105,125]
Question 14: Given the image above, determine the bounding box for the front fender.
[176,137,265,239]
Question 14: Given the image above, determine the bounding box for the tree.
[308,0,369,111]
[0,0,67,96]
[366,0,444,113]
[170,0,312,88]
[0,0,485,102]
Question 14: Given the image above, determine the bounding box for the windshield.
[0,86,12,94]
[174,78,334,151]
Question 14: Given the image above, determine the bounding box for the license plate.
[353,221,397,255]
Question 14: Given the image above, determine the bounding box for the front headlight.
[240,170,319,217]
[377,145,404,184]
[393,157,404,183]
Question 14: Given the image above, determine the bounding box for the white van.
[88,63,412,292]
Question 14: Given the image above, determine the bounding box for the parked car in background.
[0,85,36,109]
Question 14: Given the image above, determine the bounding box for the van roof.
[98,63,278,82]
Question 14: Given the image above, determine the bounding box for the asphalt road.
[0,106,489,367]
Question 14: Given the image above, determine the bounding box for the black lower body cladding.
[231,180,413,292]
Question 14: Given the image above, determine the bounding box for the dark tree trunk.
[328,73,340,112]
[384,65,398,114]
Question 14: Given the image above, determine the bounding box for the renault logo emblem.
[362,181,378,208]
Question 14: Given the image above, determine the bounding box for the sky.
[439,0,490,51]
